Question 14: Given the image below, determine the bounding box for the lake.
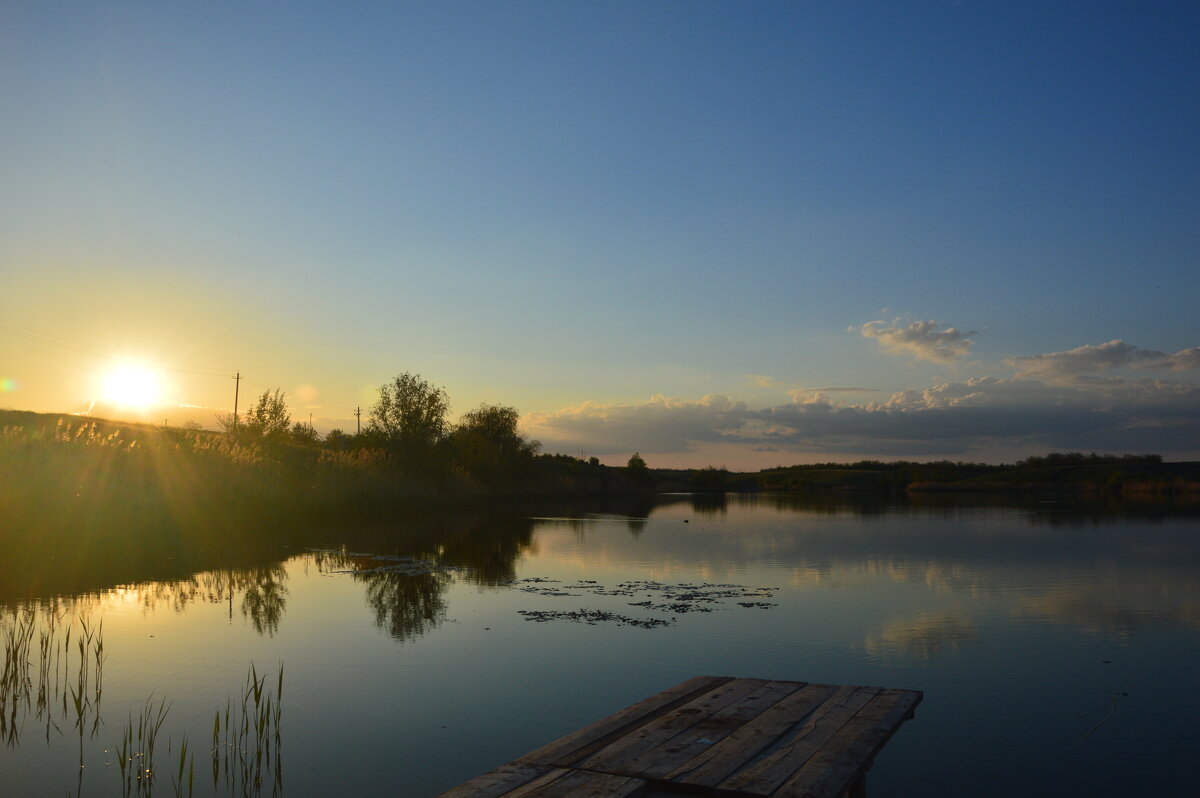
[1,493,1198,796]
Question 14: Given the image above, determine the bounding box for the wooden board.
[436,676,922,798]
[435,763,553,798]
[519,675,734,769]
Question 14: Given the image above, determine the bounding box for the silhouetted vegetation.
[1015,452,1162,468]
[736,454,1198,496]
[0,370,658,535]
[3,370,1198,562]
[690,466,729,491]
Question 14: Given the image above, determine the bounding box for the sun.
[101,364,164,409]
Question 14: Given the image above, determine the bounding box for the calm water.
[2,493,1198,796]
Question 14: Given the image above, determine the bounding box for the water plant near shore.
[1,609,105,747]
[210,663,284,797]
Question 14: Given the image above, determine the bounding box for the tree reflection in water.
[310,514,537,642]
[240,566,289,637]
[359,567,450,643]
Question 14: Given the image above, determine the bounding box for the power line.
[0,318,234,377]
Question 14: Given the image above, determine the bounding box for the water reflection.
[865,612,977,659]
[1015,582,1200,636]
[361,567,449,643]
[693,489,1200,521]
[688,493,728,516]
[1,608,104,748]
[2,493,1199,797]
[240,566,289,637]
[0,510,543,644]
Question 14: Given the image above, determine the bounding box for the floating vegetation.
[628,600,718,614]
[518,610,674,628]
[512,579,780,627]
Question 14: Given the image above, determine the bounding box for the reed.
[0,609,104,747]
[115,696,171,798]
[170,735,194,798]
[6,606,284,795]
[211,663,284,795]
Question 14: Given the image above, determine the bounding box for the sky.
[2,1,1198,468]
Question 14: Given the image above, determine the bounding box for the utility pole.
[354,406,361,435]
[232,371,242,427]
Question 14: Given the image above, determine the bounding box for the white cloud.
[859,320,976,363]
[1007,340,1200,380]
[525,329,1200,461]
[526,376,1200,458]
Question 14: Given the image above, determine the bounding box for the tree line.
[215,372,649,491]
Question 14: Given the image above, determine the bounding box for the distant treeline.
[694,452,1194,496]
[760,452,1162,474]
[1013,452,1162,467]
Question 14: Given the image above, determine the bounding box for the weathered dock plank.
[519,675,735,768]
[573,678,772,773]
[770,689,922,798]
[436,676,921,798]
[620,680,805,780]
[435,763,553,798]
[661,683,842,788]
[715,685,882,795]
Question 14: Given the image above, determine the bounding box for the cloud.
[1007,340,1200,380]
[786,387,875,404]
[745,374,777,387]
[803,386,874,392]
[864,613,976,659]
[524,393,750,455]
[526,376,1200,458]
[859,320,976,363]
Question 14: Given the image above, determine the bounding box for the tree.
[242,389,291,441]
[324,428,353,450]
[625,452,652,488]
[449,403,540,485]
[291,420,319,445]
[368,372,450,451]
[457,404,537,455]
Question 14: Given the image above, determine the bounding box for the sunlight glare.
[102,364,163,409]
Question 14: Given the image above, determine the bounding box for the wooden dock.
[437,676,922,798]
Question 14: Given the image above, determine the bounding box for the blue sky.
[2,1,1198,466]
